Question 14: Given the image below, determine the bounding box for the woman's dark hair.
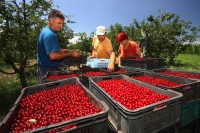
[48,9,65,20]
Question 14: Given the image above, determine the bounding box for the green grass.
[0,76,21,121]
[0,66,38,122]
[169,54,200,72]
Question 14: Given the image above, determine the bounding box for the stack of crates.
[152,68,200,127]
[0,78,109,133]
[89,75,183,133]
[125,71,200,128]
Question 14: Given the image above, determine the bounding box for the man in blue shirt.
[37,9,79,83]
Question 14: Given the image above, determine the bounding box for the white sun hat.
[96,26,106,35]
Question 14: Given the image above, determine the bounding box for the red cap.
[116,32,128,43]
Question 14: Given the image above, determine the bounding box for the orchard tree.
[75,32,92,56]
[0,0,73,88]
[106,23,123,55]
[140,11,199,64]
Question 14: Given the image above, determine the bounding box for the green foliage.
[58,25,74,48]
[141,11,199,64]
[104,11,200,65]
[66,32,93,56]
[106,23,124,56]
[0,0,74,88]
[182,44,200,54]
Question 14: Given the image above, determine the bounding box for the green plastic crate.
[181,99,200,126]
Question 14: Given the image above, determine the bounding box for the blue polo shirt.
[37,26,61,68]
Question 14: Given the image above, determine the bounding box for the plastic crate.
[121,57,165,70]
[61,55,87,67]
[86,58,110,68]
[41,70,79,83]
[152,68,200,99]
[152,68,200,80]
[181,98,200,126]
[108,66,141,75]
[125,72,199,104]
[179,118,200,133]
[156,122,180,133]
[0,78,109,133]
[89,75,183,133]
[79,68,118,88]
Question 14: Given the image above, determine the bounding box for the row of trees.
[0,0,200,88]
[72,11,200,64]
[181,44,200,54]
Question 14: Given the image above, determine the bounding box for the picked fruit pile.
[115,69,129,73]
[96,79,169,110]
[159,70,200,79]
[10,84,100,133]
[131,75,182,88]
[47,73,78,80]
[83,71,106,77]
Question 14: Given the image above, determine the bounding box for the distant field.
[169,54,200,72]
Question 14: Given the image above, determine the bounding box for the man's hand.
[60,48,69,53]
[88,55,95,59]
[108,62,114,71]
[71,49,80,57]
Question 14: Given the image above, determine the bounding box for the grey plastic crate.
[152,68,200,99]
[89,75,183,133]
[41,70,79,83]
[0,78,109,133]
[152,68,200,80]
[79,68,118,88]
[121,57,165,70]
[125,72,199,104]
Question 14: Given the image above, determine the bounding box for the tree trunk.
[18,70,27,88]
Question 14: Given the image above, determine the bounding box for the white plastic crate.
[86,58,110,68]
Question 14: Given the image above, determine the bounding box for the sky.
[51,0,200,40]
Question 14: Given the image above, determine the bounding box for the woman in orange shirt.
[116,31,143,66]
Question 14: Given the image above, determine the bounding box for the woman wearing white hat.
[89,26,115,71]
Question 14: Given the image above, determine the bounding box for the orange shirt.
[118,41,140,58]
[92,35,113,59]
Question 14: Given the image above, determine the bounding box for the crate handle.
[153,104,167,111]
[46,82,60,88]
[183,86,191,90]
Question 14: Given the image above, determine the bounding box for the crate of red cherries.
[125,71,199,104]
[121,57,165,70]
[41,70,79,83]
[78,67,118,88]
[152,68,200,98]
[0,78,109,133]
[89,75,183,133]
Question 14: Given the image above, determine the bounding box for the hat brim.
[96,31,105,35]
